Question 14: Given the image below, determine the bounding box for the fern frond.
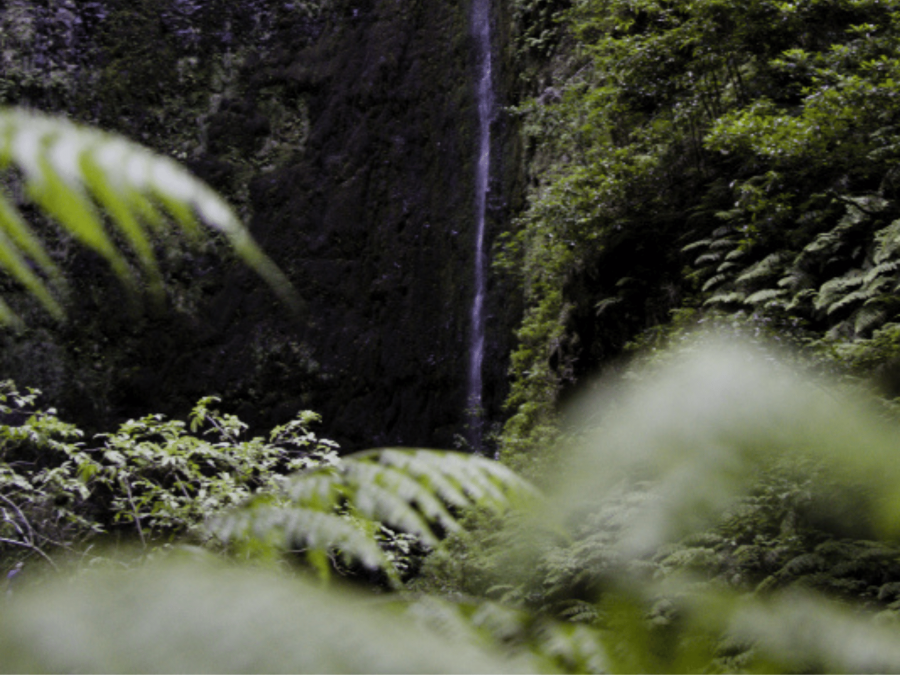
[695,251,724,266]
[212,449,539,579]
[874,219,900,263]
[785,288,817,311]
[735,253,787,286]
[813,273,865,312]
[777,269,815,290]
[853,302,888,335]
[345,448,538,514]
[864,259,900,284]
[0,107,299,325]
[801,231,843,258]
[716,261,741,274]
[211,499,389,572]
[558,599,601,624]
[702,273,728,292]
[681,238,712,254]
[827,286,875,315]
[709,238,739,251]
[704,291,745,305]
[595,296,622,316]
[743,288,787,306]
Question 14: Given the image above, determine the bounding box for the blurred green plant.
[416,334,900,672]
[0,553,536,674]
[9,337,900,671]
[0,107,299,327]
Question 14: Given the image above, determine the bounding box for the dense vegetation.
[5,0,900,672]
[501,0,900,461]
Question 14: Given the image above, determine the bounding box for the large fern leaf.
[0,107,299,326]
[210,449,539,581]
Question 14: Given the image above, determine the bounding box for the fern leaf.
[785,288,816,311]
[735,253,787,286]
[704,291,745,305]
[778,269,815,290]
[702,273,728,292]
[716,261,740,274]
[0,107,299,324]
[827,288,873,315]
[853,303,888,335]
[681,238,712,254]
[212,449,538,578]
[824,277,890,316]
[595,296,622,316]
[864,259,900,284]
[743,288,787,306]
[558,599,601,624]
[814,273,865,312]
[352,449,538,511]
[694,252,724,266]
[710,238,738,251]
[874,220,900,263]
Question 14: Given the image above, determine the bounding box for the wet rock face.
[0,0,511,450]
[249,0,477,448]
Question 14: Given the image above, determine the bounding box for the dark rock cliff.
[0,0,522,450]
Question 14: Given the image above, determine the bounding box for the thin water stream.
[467,0,493,451]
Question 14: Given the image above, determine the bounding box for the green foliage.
[0,380,99,567]
[429,336,900,672]
[211,448,539,584]
[0,554,534,674]
[10,338,900,671]
[512,0,571,61]
[502,0,900,455]
[0,382,338,565]
[92,398,338,545]
[400,594,607,673]
[0,377,538,589]
[0,107,299,326]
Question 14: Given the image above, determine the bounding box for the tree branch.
[0,536,58,570]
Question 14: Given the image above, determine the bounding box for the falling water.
[467,0,493,451]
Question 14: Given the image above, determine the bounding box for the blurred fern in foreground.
[416,335,900,672]
[0,107,299,326]
[0,554,534,674]
[10,336,900,672]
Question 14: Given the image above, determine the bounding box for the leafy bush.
[0,382,339,565]
[501,0,900,453]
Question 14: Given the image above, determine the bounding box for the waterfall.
[467,0,493,451]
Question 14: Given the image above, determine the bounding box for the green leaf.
[0,107,301,325]
[212,449,539,579]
